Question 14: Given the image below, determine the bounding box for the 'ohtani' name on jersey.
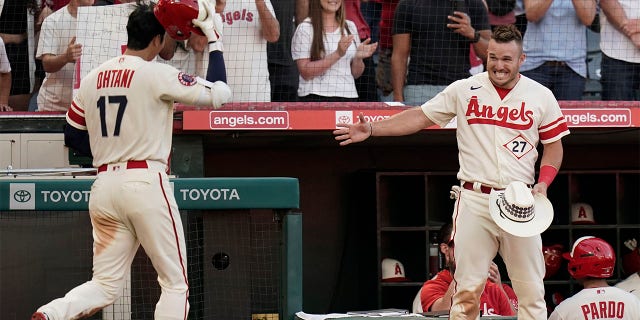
[581,301,625,319]
[96,69,135,89]
[465,96,534,130]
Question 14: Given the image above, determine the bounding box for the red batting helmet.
[154,0,205,41]
[543,244,564,279]
[563,236,615,279]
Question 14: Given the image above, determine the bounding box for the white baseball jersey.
[549,286,640,320]
[421,72,570,187]
[66,54,218,168]
[220,0,275,102]
[616,272,640,300]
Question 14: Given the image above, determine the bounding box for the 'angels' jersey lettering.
[465,97,533,130]
[420,72,570,187]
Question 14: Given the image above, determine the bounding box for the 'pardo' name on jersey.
[179,188,240,201]
[41,190,91,202]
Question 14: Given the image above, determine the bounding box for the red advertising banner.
[180,102,640,131]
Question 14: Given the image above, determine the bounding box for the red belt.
[97,160,148,173]
[462,182,503,194]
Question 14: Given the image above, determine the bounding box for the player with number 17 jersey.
[67,56,223,169]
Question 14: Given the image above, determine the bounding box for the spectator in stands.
[162,34,210,78]
[0,0,39,111]
[29,1,56,112]
[266,0,306,102]
[483,0,516,30]
[345,0,378,101]
[0,36,13,112]
[391,0,491,106]
[292,0,377,102]
[599,0,640,101]
[412,222,517,316]
[36,0,95,112]
[513,0,526,35]
[221,0,280,102]
[374,0,398,102]
[519,0,597,101]
[361,0,381,44]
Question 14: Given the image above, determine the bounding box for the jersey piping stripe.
[450,194,462,251]
[539,126,569,142]
[539,116,567,131]
[67,102,86,128]
[158,172,190,320]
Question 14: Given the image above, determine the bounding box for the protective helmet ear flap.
[564,236,616,279]
[154,0,205,41]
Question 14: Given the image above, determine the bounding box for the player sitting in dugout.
[412,222,517,316]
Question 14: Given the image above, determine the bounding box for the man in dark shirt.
[391,0,490,106]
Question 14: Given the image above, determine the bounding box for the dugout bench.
[0,177,302,320]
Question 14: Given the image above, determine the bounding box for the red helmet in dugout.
[154,0,205,40]
[543,244,564,279]
[563,236,615,279]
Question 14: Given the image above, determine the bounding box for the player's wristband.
[538,165,558,187]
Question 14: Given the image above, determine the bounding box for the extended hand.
[355,38,378,60]
[337,34,355,57]
[66,37,82,63]
[333,113,371,146]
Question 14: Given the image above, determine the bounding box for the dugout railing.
[0,176,302,320]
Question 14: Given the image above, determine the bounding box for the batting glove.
[210,81,232,108]
[192,0,224,51]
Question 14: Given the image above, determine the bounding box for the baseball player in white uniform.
[334,24,569,319]
[549,236,640,320]
[32,1,230,319]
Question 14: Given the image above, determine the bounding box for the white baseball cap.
[489,181,554,237]
[571,203,595,224]
[381,258,409,282]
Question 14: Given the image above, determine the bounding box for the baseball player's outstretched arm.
[333,107,435,146]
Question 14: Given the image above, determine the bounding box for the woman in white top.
[291,0,377,102]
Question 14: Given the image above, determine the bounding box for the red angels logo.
[220,9,254,25]
[394,263,403,276]
[465,96,534,130]
[577,206,588,219]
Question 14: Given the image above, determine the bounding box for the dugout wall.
[0,177,302,320]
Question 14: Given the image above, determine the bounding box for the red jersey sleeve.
[420,270,453,312]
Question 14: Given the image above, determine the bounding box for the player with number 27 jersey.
[423,72,570,188]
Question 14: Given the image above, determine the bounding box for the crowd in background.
[0,0,638,112]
